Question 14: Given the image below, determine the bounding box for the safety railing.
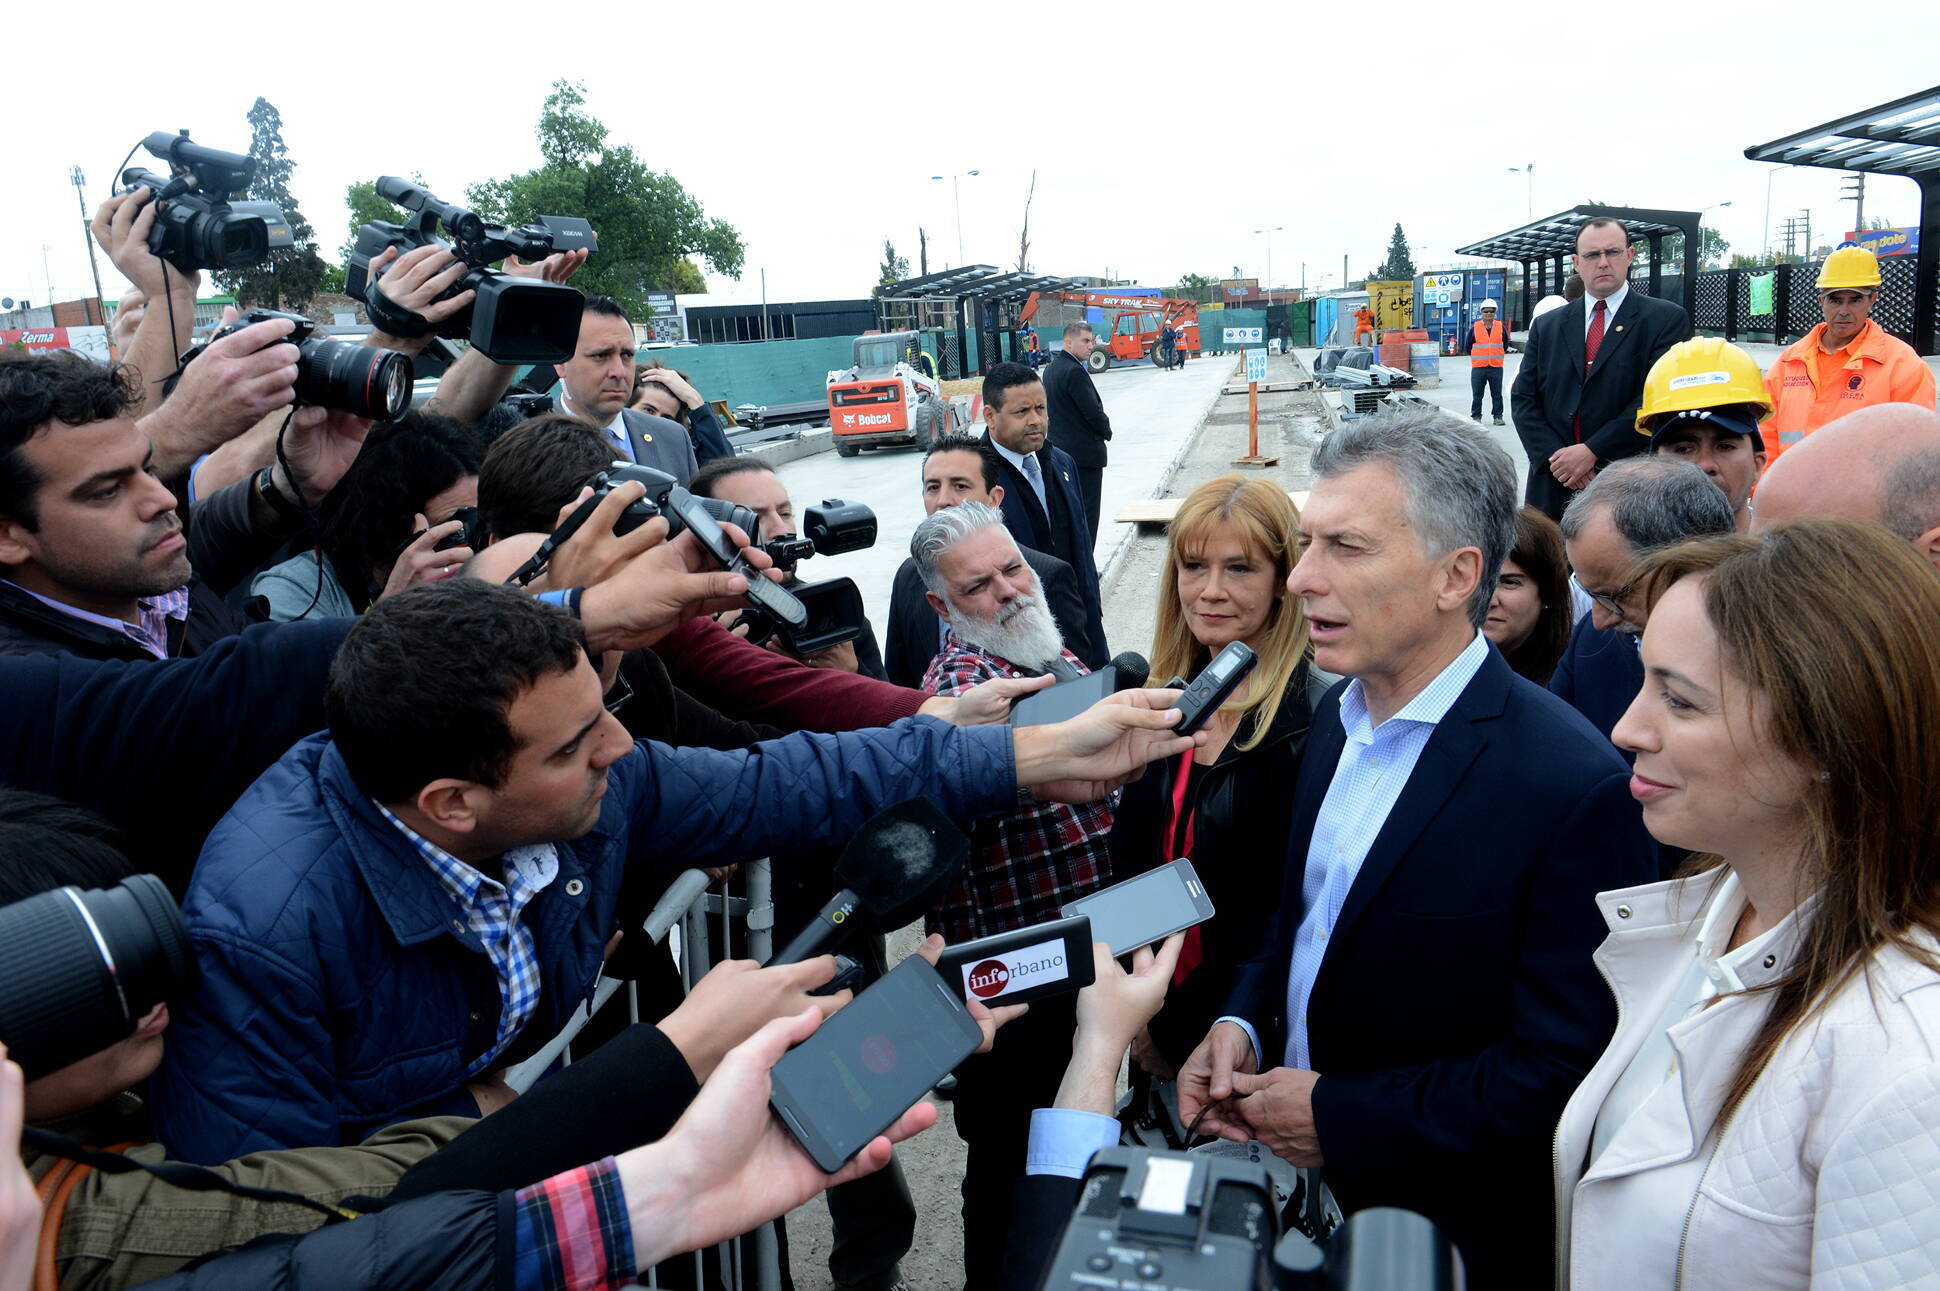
[506,859,782,1291]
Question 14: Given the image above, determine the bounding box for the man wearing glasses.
[1549,458,1733,743]
[1512,218,1693,520]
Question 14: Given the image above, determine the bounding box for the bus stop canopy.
[1457,205,1702,324]
[1745,84,1940,355]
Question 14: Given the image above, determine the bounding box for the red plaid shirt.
[922,633,1114,942]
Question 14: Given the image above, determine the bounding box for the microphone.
[1107,651,1151,691]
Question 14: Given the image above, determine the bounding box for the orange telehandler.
[1020,291,1201,373]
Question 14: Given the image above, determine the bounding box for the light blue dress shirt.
[1025,1107,1121,1178]
[1223,631,1491,1069]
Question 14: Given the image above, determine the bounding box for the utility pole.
[759,268,770,341]
[1342,253,1348,290]
[1841,174,1866,235]
[71,167,108,333]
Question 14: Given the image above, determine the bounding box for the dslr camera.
[346,177,596,364]
[734,499,877,656]
[1039,1146,1461,1291]
[119,130,293,273]
[179,309,413,421]
[513,463,807,628]
[0,875,197,1081]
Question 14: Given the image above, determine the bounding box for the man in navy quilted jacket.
[151,578,1196,1164]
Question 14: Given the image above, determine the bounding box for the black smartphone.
[1171,642,1258,736]
[769,956,984,1173]
[1008,668,1116,728]
[1060,858,1216,956]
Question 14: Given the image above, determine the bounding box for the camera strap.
[22,1126,363,1223]
[361,279,434,339]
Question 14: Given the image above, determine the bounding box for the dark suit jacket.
[1042,349,1112,468]
[1547,611,1643,743]
[1224,645,1657,1286]
[979,431,1108,661]
[885,550,1101,689]
[1510,288,1691,517]
[619,408,700,484]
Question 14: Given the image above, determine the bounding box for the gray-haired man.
[1551,457,1735,741]
[908,501,1114,1288]
[1177,411,1656,1288]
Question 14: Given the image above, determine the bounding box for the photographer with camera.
[688,456,886,679]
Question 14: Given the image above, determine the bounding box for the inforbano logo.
[962,940,1070,999]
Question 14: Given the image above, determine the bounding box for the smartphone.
[1060,858,1216,956]
[932,915,1096,1007]
[1171,642,1258,736]
[1009,668,1116,728]
[769,956,984,1172]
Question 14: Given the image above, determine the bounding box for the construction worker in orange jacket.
[1353,304,1375,346]
[1466,298,1511,425]
[1762,246,1936,460]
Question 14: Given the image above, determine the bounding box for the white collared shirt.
[988,437,1049,512]
[560,391,634,462]
[1585,282,1629,337]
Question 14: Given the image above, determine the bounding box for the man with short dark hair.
[1041,323,1112,542]
[152,577,1195,1163]
[885,433,1099,686]
[0,352,355,662]
[1511,217,1692,519]
[979,363,1108,663]
[1551,457,1735,741]
[555,297,698,482]
[1177,411,1656,1287]
[477,414,616,543]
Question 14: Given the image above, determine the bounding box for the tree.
[1016,170,1036,274]
[340,176,422,264]
[1372,223,1415,282]
[215,97,329,312]
[872,238,909,299]
[1172,272,1217,303]
[466,81,743,317]
[1657,226,1731,271]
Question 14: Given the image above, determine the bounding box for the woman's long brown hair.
[1632,519,1940,1118]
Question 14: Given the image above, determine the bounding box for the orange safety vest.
[1761,319,1937,460]
[1470,319,1505,368]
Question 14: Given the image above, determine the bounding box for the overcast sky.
[7,4,1937,314]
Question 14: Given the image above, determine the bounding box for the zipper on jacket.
[1560,943,1626,1289]
[1673,1107,1734,1289]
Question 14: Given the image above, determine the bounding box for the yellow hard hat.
[1816,246,1881,291]
[1636,337,1773,434]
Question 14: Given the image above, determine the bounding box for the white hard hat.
[1479,298,1499,311]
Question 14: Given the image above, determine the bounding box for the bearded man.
[909,500,1115,1288]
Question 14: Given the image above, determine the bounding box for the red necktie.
[1572,299,1610,443]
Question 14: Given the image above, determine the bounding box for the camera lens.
[0,874,197,1080]
[207,213,268,270]
[295,338,413,421]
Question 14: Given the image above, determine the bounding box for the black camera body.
[180,308,412,422]
[1043,1146,1280,1291]
[345,176,597,364]
[0,875,197,1081]
[581,463,758,546]
[733,498,877,654]
[120,130,293,273]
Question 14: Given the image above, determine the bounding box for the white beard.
[948,593,1065,671]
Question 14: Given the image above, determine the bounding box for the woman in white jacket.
[1555,519,1940,1291]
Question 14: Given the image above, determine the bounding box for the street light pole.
[70,167,110,333]
[1253,226,1283,297]
[931,170,981,267]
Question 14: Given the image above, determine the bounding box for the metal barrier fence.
[1679,257,1936,349]
[506,861,783,1291]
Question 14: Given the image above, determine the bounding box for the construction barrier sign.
[1246,349,1268,382]
[1223,327,1263,345]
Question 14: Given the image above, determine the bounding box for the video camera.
[1039,1146,1460,1291]
[734,499,877,656]
[119,130,293,274]
[345,177,597,364]
[508,462,807,628]
[0,875,197,1081]
[179,308,412,421]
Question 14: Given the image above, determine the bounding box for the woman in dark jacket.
[1108,475,1313,1075]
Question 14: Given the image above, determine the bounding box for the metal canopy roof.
[1744,85,1940,176]
[880,265,1078,301]
[1456,205,1701,261]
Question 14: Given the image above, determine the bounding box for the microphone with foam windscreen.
[1108,651,1151,691]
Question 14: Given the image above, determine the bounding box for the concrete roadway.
[771,356,1234,638]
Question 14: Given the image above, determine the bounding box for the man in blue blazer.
[977,362,1109,664]
[1178,412,1657,1288]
